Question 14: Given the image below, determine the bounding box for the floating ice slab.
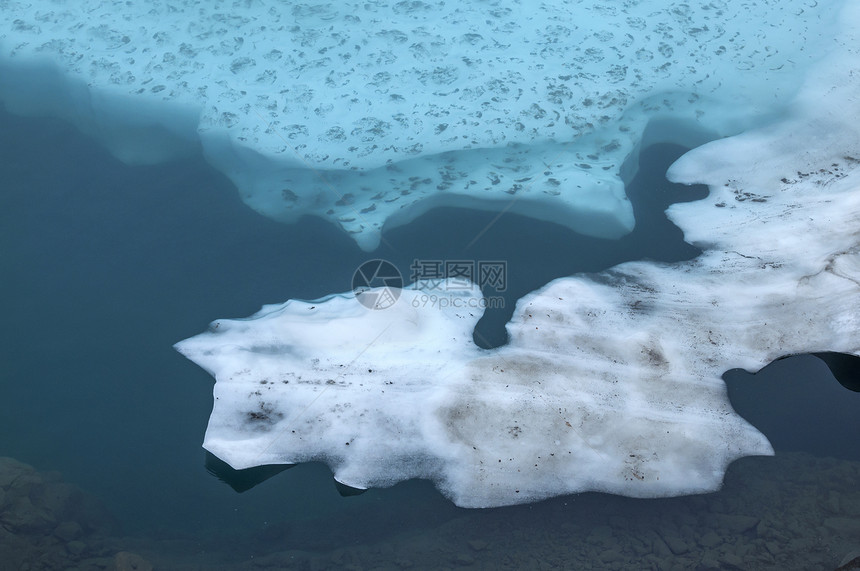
[176,2,860,505]
[0,0,845,249]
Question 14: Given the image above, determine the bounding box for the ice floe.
[175,1,860,506]
[0,0,845,248]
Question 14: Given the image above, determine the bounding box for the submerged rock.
[113,550,154,571]
[0,457,117,569]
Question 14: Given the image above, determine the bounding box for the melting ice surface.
[5,0,860,507]
[176,3,860,505]
[0,0,845,249]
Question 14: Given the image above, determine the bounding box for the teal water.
[1,107,859,569]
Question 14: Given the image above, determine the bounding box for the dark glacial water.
[1,107,859,570]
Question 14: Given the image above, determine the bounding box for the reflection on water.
[1,109,858,569]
